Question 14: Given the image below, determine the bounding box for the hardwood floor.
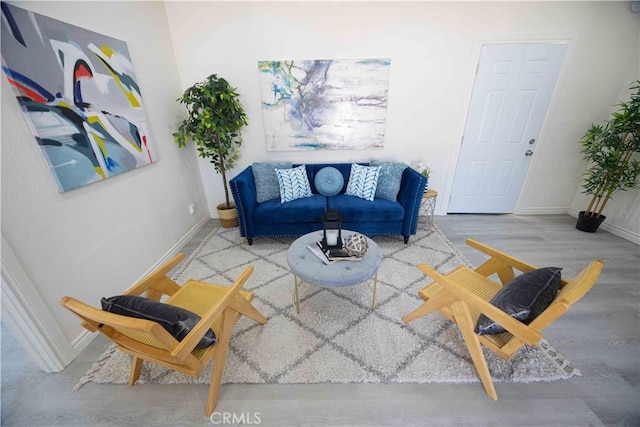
[2,214,638,426]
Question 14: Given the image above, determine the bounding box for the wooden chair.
[61,253,267,416]
[403,238,603,400]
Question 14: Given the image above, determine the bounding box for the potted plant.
[174,74,248,228]
[576,80,640,232]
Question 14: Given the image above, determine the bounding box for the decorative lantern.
[321,210,343,250]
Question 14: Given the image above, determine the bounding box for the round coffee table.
[286,230,383,313]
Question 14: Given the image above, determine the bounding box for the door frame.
[1,234,77,372]
[442,37,574,216]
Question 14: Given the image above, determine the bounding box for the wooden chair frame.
[403,238,603,400]
[61,253,267,416]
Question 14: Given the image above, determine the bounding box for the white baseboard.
[68,215,211,355]
[70,327,98,354]
[148,215,211,271]
[514,207,569,215]
[600,223,640,245]
[2,237,76,372]
[567,208,639,245]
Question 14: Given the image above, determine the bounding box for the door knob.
[525,150,534,156]
[529,138,536,144]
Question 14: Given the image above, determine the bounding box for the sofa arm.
[397,167,428,238]
[230,166,257,240]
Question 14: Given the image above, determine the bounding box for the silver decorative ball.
[344,233,368,257]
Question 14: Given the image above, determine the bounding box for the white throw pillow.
[275,165,313,203]
[345,163,381,201]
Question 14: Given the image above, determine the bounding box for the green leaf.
[579,80,640,215]
[173,74,248,206]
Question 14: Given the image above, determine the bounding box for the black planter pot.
[576,211,606,233]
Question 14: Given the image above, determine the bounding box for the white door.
[448,43,567,213]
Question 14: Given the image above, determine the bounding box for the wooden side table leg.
[293,274,300,314]
[371,272,378,309]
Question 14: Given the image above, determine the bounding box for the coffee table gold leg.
[293,274,300,314]
[371,272,378,309]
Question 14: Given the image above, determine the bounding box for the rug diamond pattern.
[231,314,324,381]
[76,222,580,389]
[295,291,370,338]
[198,246,260,271]
[279,344,376,383]
[333,312,425,378]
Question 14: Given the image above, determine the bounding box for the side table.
[421,189,438,225]
[286,230,383,313]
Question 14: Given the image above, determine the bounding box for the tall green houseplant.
[174,74,248,226]
[577,80,640,232]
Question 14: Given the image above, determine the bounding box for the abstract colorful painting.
[258,58,390,151]
[1,4,156,192]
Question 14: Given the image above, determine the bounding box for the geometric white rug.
[75,223,579,389]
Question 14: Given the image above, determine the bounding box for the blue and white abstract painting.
[258,58,390,151]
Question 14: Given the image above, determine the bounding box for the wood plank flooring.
[2,214,638,426]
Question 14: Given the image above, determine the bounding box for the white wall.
[1,1,209,351]
[165,1,639,240]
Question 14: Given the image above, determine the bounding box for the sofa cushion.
[314,167,344,196]
[328,194,404,222]
[345,163,380,201]
[276,165,313,203]
[101,295,217,349]
[305,163,351,194]
[370,160,407,201]
[475,267,563,335]
[252,162,292,203]
[254,194,327,224]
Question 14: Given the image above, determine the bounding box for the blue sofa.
[229,163,427,245]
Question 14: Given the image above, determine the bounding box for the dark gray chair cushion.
[101,295,217,348]
[475,267,562,335]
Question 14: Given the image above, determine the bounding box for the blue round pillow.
[314,167,344,196]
